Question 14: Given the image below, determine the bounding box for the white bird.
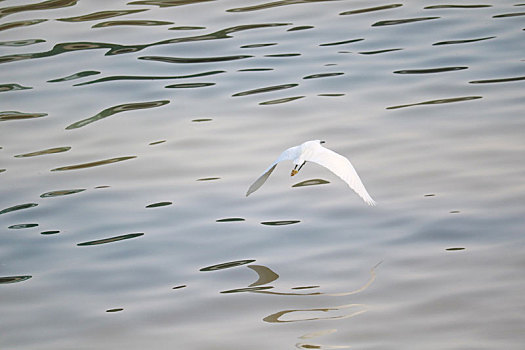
[246,140,376,206]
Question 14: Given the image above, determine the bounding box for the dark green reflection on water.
[227,0,339,13]
[128,0,215,7]
[0,203,38,215]
[340,4,402,15]
[292,285,320,290]
[165,82,215,88]
[0,42,137,64]
[139,55,252,64]
[153,23,290,46]
[287,25,314,31]
[0,83,32,92]
[40,189,85,198]
[492,12,525,18]
[318,93,345,97]
[424,4,492,9]
[387,96,482,109]
[0,0,77,19]
[41,230,60,235]
[14,146,71,157]
[319,38,363,46]
[259,96,305,105]
[359,48,403,55]
[145,201,172,208]
[303,72,344,79]
[264,53,301,57]
[216,218,245,222]
[261,220,300,226]
[77,233,144,246]
[169,25,205,30]
[433,36,495,46]
[394,67,468,74]
[0,111,47,121]
[56,9,148,22]
[232,83,298,97]
[0,275,32,284]
[8,223,39,229]
[238,68,273,72]
[0,23,289,64]
[0,19,47,32]
[106,308,124,313]
[149,140,166,145]
[0,39,45,47]
[372,17,439,26]
[66,100,169,129]
[469,76,525,84]
[221,286,274,294]
[47,71,100,82]
[241,43,277,48]
[74,70,224,86]
[51,156,137,171]
[93,20,173,28]
[200,259,256,272]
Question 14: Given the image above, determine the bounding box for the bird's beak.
[291,169,298,176]
[320,140,326,144]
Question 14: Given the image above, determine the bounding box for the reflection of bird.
[246,140,376,205]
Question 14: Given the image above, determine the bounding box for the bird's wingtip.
[363,196,376,206]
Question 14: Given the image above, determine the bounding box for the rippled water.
[1,0,524,349]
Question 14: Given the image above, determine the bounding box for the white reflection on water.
[1,0,525,349]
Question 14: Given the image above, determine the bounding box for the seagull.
[246,140,376,206]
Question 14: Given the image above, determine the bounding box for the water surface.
[1,1,524,349]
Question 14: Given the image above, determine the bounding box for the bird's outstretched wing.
[246,146,301,197]
[306,146,376,205]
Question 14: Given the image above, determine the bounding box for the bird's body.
[246,140,376,206]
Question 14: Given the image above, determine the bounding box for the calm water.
[1,0,524,349]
